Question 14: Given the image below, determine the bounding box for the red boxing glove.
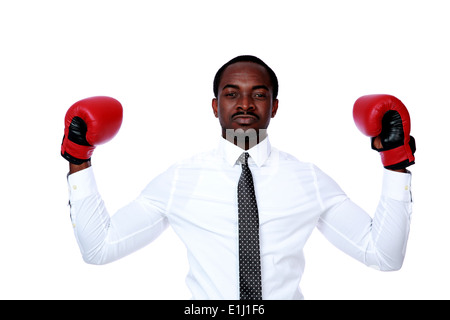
[61,96,123,164]
[353,94,415,170]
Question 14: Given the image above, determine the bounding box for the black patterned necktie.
[238,152,262,300]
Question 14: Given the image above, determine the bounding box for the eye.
[224,91,237,98]
[254,92,267,99]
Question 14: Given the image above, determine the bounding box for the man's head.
[213,55,279,100]
[212,55,279,149]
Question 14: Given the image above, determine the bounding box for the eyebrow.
[222,84,270,91]
[252,85,270,91]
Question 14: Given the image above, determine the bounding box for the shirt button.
[72,185,77,190]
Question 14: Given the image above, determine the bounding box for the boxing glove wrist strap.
[61,139,95,164]
[379,145,414,169]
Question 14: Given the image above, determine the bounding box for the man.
[62,55,415,299]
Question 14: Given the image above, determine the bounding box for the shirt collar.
[219,135,272,168]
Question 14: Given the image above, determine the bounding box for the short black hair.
[213,55,279,100]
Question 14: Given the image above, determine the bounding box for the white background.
[0,0,448,300]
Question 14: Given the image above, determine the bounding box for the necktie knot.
[239,152,249,166]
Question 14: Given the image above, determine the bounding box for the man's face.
[212,62,278,138]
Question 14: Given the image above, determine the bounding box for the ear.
[271,99,279,118]
[212,98,218,117]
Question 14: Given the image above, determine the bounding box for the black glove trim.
[61,151,90,165]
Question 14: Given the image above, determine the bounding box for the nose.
[237,94,255,111]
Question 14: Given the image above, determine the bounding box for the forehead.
[220,62,272,88]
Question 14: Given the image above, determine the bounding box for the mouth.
[232,112,259,125]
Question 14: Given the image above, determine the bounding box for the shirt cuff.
[67,166,99,202]
[381,168,412,202]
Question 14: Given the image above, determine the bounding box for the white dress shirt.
[67,136,412,300]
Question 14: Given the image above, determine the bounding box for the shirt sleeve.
[67,167,171,265]
[316,167,413,271]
